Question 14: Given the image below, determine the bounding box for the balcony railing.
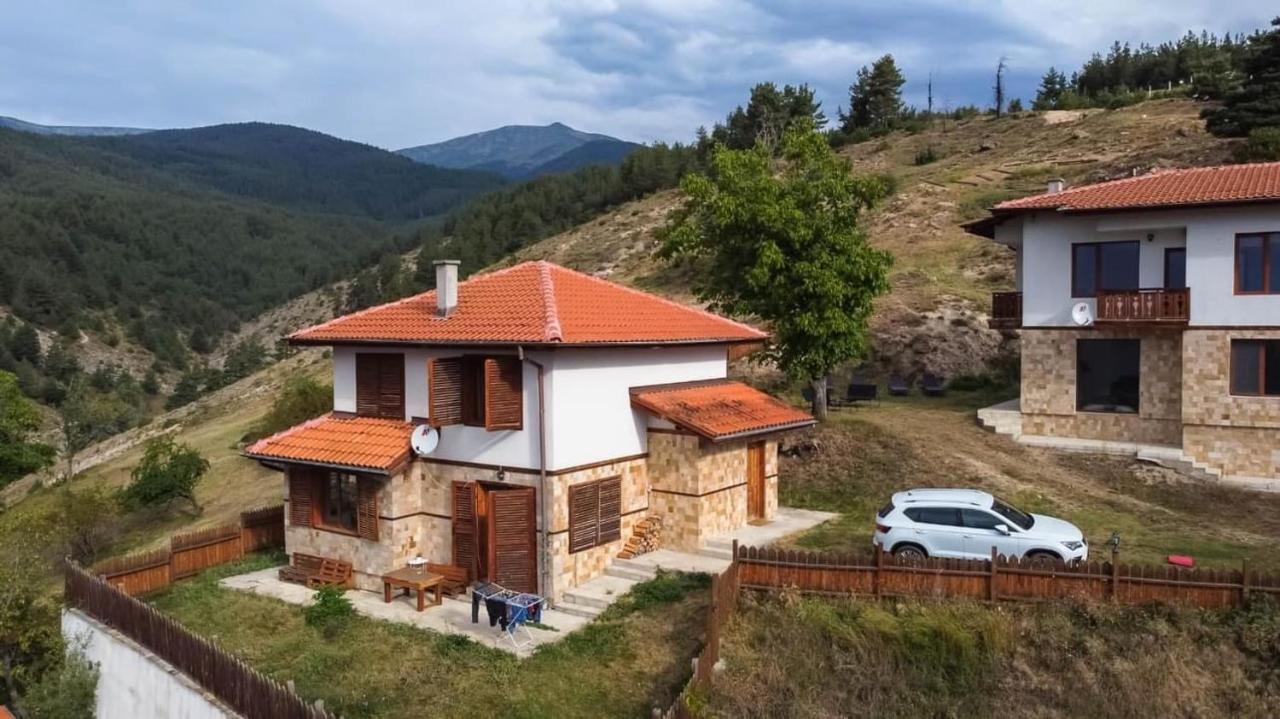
[989,291,1022,329]
[1095,288,1189,324]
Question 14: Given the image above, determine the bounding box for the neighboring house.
[965,161,1280,487]
[246,260,814,600]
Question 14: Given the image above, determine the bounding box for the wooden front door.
[747,441,766,520]
[486,486,537,593]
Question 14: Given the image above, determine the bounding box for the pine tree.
[841,55,906,134]
[1033,67,1069,110]
[9,323,41,368]
[1204,17,1280,137]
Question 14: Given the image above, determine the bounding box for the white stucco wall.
[331,343,727,471]
[1014,205,1280,327]
[545,345,728,470]
[62,610,237,719]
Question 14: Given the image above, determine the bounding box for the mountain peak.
[396,122,639,179]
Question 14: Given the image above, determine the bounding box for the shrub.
[20,640,99,719]
[120,436,209,513]
[305,585,354,638]
[245,375,332,443]
[1235,127,1280,162]
[913,146,939,165]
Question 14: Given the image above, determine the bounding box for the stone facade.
[1181,329,1280,479]
[1020,328,1183,446]
[282,441,778,602]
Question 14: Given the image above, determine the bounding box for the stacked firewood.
[617,516,662,559]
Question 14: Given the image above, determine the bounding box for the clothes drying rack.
[473,582,545,650]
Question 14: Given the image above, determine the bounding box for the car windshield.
[991,497,1034,530]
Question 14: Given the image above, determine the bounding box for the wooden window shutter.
[355,354,380,417]
[356,478,379,541]
[377,354,404,419]
[288,469,314,528]
[568,481,600,553]
[429,358,464,427]
[451,482,478,580]
[484,357,523,431]
[489,487,536,593]
[598,477,622,544]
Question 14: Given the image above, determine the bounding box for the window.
[355,353,405,418]
[1231,340,1280,396]
[568,477,622,553]
[319,472,360,533]
[1076,339,1140,413]
[961,509,1006,531]
[1164,248,1186,290]
[429,355,522,430]
[990,498,1034,530]
[1072,241,1140,297]
[1236,233,1280,294]
[903,507,961,526]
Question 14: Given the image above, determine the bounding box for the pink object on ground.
[1167,555,1195,567]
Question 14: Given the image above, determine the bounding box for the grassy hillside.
[504,99,1233,378]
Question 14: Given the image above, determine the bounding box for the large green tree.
[1204,18,1280,137]
[121,436,209,513]
[840,55,906,134]
[711,82,827,150]
[0,371,54,487]
[660,126,893,419]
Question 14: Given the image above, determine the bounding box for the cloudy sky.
[0,1,1273,149]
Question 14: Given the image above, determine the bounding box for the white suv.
[873,489,1088,564]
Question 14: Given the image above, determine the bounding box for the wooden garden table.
[381,567,443,611]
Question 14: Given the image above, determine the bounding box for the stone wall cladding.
[646,432,772,551]
[1020,328,1182,445]
[1183,329,1280,429]
[546,458,649,601]
[1183,424,1280,479]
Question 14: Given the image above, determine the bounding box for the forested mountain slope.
[398,122,640,178]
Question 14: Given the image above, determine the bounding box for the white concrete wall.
[62,610,237,719]
[545,345,728,470]
[331,344,727,471]
[1179,206,1280,325]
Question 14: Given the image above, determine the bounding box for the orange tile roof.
[631,379,814,442]
[290,261,766,346]
[0,706,14,719]
[993,162,1280,213]
[244,413,413,473]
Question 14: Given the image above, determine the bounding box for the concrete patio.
[221,505,838,656]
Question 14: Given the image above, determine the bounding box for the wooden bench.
[426,563,469,597]
[279,553,352,589]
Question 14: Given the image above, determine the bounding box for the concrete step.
[562,575,636,610]
[605,560,658,582]
[698,545,733,560]
[553,599,603,619]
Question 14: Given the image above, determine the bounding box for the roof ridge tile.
[538,261,564,342]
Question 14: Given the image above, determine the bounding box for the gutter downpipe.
[519,346,552,603]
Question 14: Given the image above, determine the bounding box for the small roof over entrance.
[245,413,414,474]
[630,379,815,442]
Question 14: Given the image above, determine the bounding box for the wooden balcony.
[1095,288,1189,325]
[989,291,1022,329]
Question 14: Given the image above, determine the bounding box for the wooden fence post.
[1241,558,1250,607]
[1109,546,1120,603]
[989,547,998,602]
[873,542,882,598]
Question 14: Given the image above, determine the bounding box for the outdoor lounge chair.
[922,372,947,397]
[845,378,879,404]
[279,553,352,589]
[888,375,911,396]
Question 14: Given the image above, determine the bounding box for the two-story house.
[965,162,1280,489]
[245,260,814,600]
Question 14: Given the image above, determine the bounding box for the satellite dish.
[1071,302,1094,326]
[410,424,440,456]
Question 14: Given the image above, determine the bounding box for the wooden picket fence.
[65,561,333,719]
[734,542,1280,609]
[94,505,285,595]
[657,559,741,719]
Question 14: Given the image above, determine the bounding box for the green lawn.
[149,556,709,719]
[777,392,1280,573]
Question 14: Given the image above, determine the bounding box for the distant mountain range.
[0,115,153,137]
[397,122,641,179]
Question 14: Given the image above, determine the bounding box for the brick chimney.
[434,260,459,317]
[1047,178,1066,194]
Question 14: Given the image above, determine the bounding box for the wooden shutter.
[377,354,404,419]
[429,358,464,427]
[451,482,478,580]
[355,353,404,418]
[356,478,380,541]
[355,354,380,416]
[489,487,536,593]
[568,481,600,553]
[484,357,523,431]
[288,468,314,528]
[598,477,622,544]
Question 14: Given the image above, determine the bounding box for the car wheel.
[1025,551,1060,569]
[892,544,927,565]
